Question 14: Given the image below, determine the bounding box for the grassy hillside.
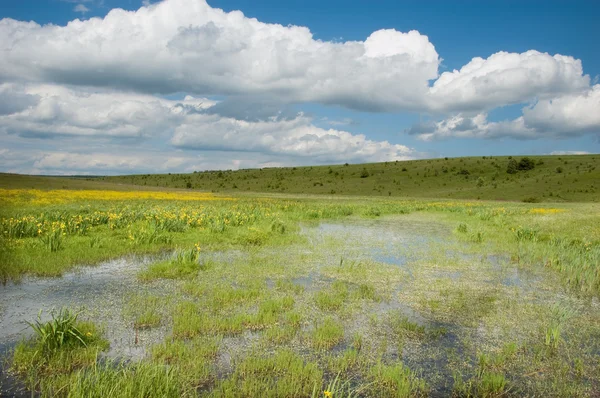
[2,155,598,202]
[96,155,599,202]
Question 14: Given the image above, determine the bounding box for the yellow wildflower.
[324,391,332,398]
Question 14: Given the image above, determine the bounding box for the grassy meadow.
[1,159,600,397]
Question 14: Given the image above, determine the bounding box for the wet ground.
[1,215,596,396]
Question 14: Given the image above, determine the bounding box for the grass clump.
[139,244,203,281]
[389,313,425,337]
[152,337,221,388]
[52,361,192,398]
[25,308,89,354]
[453,370,508,398]
[11,309,108,390]
[314,281,349,312]
[124,294,166,329]
[311,317,344,350]
[368,362,428,397]
[214,350,323,397]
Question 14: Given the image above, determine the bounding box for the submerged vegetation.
[1,172,599,396]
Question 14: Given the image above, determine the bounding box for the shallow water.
[0,254,175,396]
[1,216,595,396]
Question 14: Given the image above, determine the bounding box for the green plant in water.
[26,308,87,355]
[173,243,201,265]
[544,303,574,350]
[312,317,344,350]
[312,372,364,398]
[544,325,561,349]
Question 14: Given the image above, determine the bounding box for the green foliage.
[312,317,344,350]
[26,308,88,355]
[368,363,428,397]
[214,350,323,397]
[506,159,519,174]
[40,229,64,252]
[139,245,204,281]
[57,361,191,398]
[11,312,108,391]
[518,157,536,171]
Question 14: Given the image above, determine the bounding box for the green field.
[94,155,600,202]
[1,163,599,397]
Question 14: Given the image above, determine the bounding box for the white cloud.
[428,51,589,112]
[1,0,589,115]
[0,83,416,168]
[0,84,215,139]
[74,4,90,14]
[0,148,242,175]
[0,0,440,112]
[0,0,598,175]
[172,113,414,163]
[521,84,600,135]
[410,85,600,141]
[549,151,591,155]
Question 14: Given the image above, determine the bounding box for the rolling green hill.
[94,155,599,202]
[2,155,597,202]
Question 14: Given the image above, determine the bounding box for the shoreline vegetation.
[1,162,599,397]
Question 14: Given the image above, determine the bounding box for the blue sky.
[0,0,598,174]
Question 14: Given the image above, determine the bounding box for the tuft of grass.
[214,350,323,397]
[368,362,428,397]
[389,313,425,337]
[26,308,88,354]
[53,360,192,398]
[139,245,205,281]
[311,317,345,350]
[11,313,108,390]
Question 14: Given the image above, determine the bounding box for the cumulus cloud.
[0,1,440,112]
[74,4,90,14]
[521,84,600,135]
[0,84,215,139]
[1,0,589,115]
[409,85,600,141]
[0,84,416,167]
[0,84,40,115]
[428,51,589,112]
[172,114,413,163]
[0,0,598,175]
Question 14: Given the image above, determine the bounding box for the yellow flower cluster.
[529,208,566,214]
[0,189,232,206]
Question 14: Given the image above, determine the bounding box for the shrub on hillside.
[506,159,518,174]
[517,157,536,171]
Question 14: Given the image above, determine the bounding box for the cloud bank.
[409,84,600,141]
[0,0,598,174]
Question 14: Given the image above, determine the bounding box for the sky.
[0,0,598,175]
